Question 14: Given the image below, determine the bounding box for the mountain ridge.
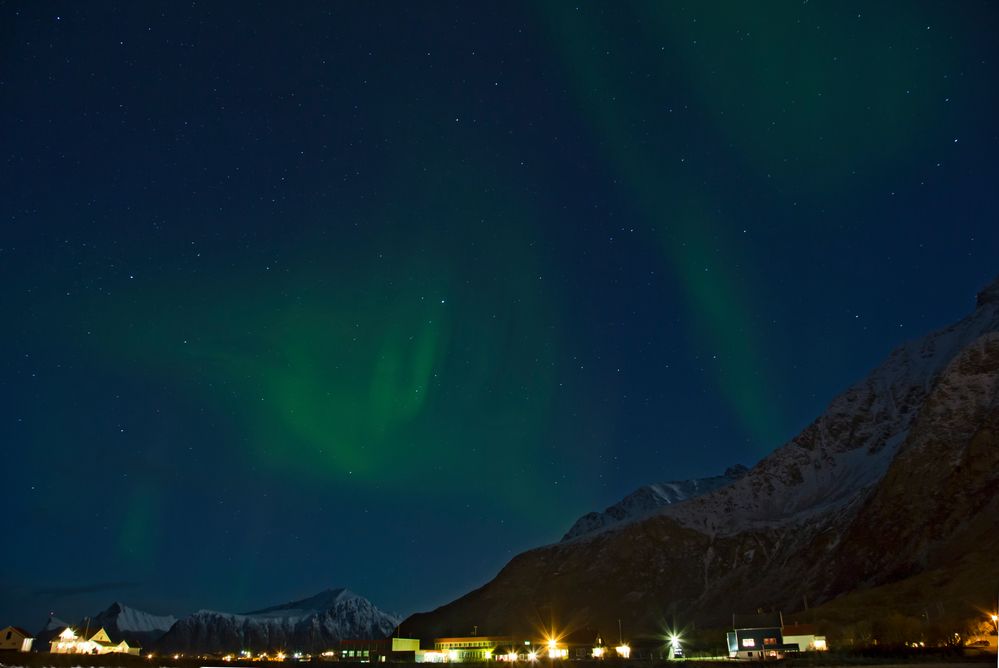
[561,465,749,541]
[398,274,999,640]
[156,588,399,653]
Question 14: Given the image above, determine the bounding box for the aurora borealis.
[2,1,998,625]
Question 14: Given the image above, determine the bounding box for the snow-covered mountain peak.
[94,601,177,633]
[246,588,356,616]
[561,464,749,541]
[658,277,999,535]
[157,589,399,653]
[43,616,69,631]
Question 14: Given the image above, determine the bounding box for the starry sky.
[2,1,998,627]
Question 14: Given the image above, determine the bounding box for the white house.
[49,626,138,655]
[0,626,34,652]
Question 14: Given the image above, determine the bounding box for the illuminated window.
[741,638,755,648]
[764,637,776,645]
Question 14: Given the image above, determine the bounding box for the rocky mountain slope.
[86,601,177,648]
[562,466,748,541]
[156,588,398,653]
[400,276,999,640]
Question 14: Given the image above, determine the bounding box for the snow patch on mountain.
[563,276,999,542]
[662,277,999,535]
[562,465,748,541]
[243,587,356,620]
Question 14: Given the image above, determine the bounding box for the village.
[2,611,997,664]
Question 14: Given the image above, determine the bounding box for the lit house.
[337,637,421,662]
[49,626,139,655]
[726,612,798,660]
[0,626,34,652]
[432,636,512,662]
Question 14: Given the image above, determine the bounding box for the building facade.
[0,626,33,652]
[336,637,421,662]
[727,612,796,660]
[433,636,512,662]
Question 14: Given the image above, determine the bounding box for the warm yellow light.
[448,649,458,661]
[506,651,518,662]
[173,654,180,660]
[592,647,604,658]
[548,639,556,650]
[615,644,630,659]
[484,650,493,660]
[527,651,538,661]
[813,639,827,651]
[991,614,998,623]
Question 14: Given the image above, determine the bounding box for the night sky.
[2,1,998,626]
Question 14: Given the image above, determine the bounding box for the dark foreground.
[1,649,996,668]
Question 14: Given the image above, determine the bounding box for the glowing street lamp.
[667,632,683,660]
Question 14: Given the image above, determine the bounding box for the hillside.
[400,276,999,641]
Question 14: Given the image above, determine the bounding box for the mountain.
[562,465,748,541]
[35,615,70,647]
[85,601,177,648]
[400,275,999,641]
[156,588,399,653]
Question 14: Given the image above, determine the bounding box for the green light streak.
[72,153,566,518]
[642,3,952,190]
[540,3,783,447]
[117,486,158,562]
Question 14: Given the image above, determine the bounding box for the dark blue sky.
[2,1,997,627]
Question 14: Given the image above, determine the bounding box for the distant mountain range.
[88,601,177,648]
[155,588,398,653]
[36,588,397,653]
[401,275,999,639]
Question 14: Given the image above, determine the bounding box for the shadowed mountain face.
[400,277,999,641]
